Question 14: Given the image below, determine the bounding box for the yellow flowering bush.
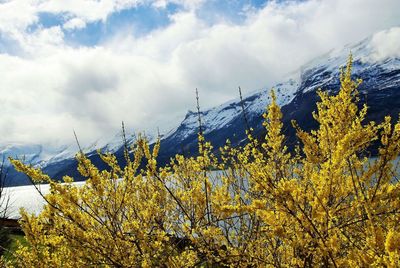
[5,56,400,267]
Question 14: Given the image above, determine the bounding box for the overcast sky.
[0,0,399,147]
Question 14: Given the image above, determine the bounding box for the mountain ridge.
[4,27,400,186]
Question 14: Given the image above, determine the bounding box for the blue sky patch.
[35,2,185,47]
[10,0,274,49]
[105,3,180,37]
[38,12,66,28]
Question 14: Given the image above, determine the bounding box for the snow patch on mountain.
[299,27,400,94]
[162,72,300,142]
[0,143,75,167]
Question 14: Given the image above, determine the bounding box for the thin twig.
[239,86,251,135]
[196,88,211,225]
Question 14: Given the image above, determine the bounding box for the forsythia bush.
[6,57,400,267]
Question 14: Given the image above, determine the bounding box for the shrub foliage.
[6,57,400,267]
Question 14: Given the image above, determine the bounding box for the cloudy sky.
[0,0,399,147]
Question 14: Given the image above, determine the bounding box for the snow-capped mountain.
[0,136,124,169]
[164,76,299,142]
[2,130,151,186]
[157,29,400,160]
[4,27,400,186]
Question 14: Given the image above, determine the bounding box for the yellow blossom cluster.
[5,56,400,267]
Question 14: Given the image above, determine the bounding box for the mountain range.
[3,28,400,186]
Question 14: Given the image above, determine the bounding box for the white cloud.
[369,27,400,61]
[0,0,399,148]
[63,18,86,30]
[0,1,38,32]
[0,0,143,43]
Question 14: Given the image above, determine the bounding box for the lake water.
[0,172,225,219]
[1,181,86,219]
[2,157,399,219]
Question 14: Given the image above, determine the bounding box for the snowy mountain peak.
[3,27,400,186]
